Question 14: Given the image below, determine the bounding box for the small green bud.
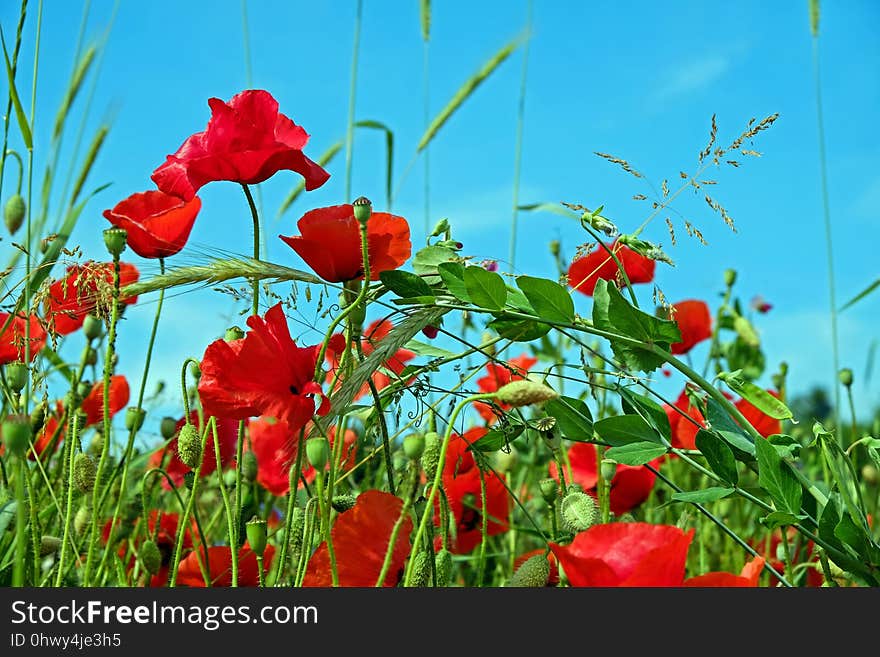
[183,471,196,490]
[76,380,92,401]
[241,451,258,483]
[409,551,432,587]
[435,548,453,587]
[600,458,617,482]
[83,314,104,341]
[39,535,62,557]
[74,505,91,536]
[861,464,878,486]
[403,433,426,461]
[352,196,372,226]
[139,539,162,576]
[5,362,28,392]
[539,478,559,505]
[177,423,201,468]
[288,507,306,554]
[838,368,853,388]
[305,436,330,470]
[160,416,178,440]
[331,494,357,513]
[4,194,26,234]
[429,218,450,238]
[723,268,737,287]
[506,554,551,587]
[618,513,636,523]
[493,449,517,473]
[246,516,268,557]
[125,407,146,432]
[422,431,441,480]
[73,453,97,492]
[225,326,245,341]
[103,227,128,257]
[496,380,558,408]
[2,415,30,455]
[83,346,98,366]
[29,402,47,435]
[87,432,103,456]
[561,490,598,534]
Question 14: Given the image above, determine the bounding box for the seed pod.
[561,490,598,534]
[723,268,737,287]
[2,415,31,455]
[5,362,28,392]
[73,453,97,493]
[435,548,453,587]
[125,407,146,432]
[600,458,617,482]
[305,437,330,470]
[331,494,357,513]
[83,314,104,341]
[409,551,432,587]
[177,423,201,468]
[838,368,853,388]
[103,227,128,257]
[352,196,372,226]
[4,194,25,234]
[245,516,268,557]
[506,554,550,587]
[422,431,441,480]
[225,326,245,341]
[496,380,558,408]
[160,416,178,440]
[403,433,425,461]
[139,539,162,576]
[40,535,62,556]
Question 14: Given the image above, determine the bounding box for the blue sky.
[2,0,879,431]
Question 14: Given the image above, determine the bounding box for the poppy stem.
[241,183,261,316]
[210,416,240,587]
[476,464,489,586]
[354,338,396,495]
[54,410,82,586]
[375,462,419,586]
[313,470,339,586]
[272,425,306,586]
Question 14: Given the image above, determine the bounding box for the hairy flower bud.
[506,554,550,587]
[305,436,330,470]
[331,494,357,513]
[403,433,426,461]
[4,194,25,234]
[2,415,30,455]
[539,478,559,505]
[435,548,453,587]
[723,268,737,287]
[422,431,441,480]
[241,451,258,483]
[561,490,598,534]
[838,368,853,388]
[39,535,62,557]
[160,416,178,440]
[140,539,162,576]
[496,380,558,408]
[74,504,91,536]
[177,423,201,468]
[73,453,97,493]
[409,551,432,587]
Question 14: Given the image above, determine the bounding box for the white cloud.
[654,55,731,103]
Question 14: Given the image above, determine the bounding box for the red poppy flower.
[567,241,655,297]
[752,528,823,587]
[550,523,695,586]
[303,490,412,587]
[45,262,140,335]
[247,417,358,496]
[78,375,130,427]
[683,556,765,587]
[176,544,274,587]
[149,411,239,489]
[0,313,46,364]
[550,442,657,515]
[473,354,538,424]
[280,204,411,282]
[198,303,329,433]
[735,390,782,437]
[103,190,202,259]
[151,89,329,201]
[439,428,511,554]
[663,390,706,450]
[668,299,712,355]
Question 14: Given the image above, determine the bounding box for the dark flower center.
[289,384,300,395]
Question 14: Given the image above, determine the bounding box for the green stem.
[272,426,306,586]
[314,470,338,586]
[376,463,417,587]
[55,411,82,586]
[476,465,489,586]
[343,0,363,202]
[212,417,239,587]
[355,338,395,495]
[508,0,531,273]
[242,183,261,315]
[12,455,27,586]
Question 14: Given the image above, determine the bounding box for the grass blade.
[0,27,32,150]
[416,35,521,152]
[420,0,430,41]
[52,44,96,141]
[839,278,880,312]
[355,120,394,209]
[518,202,579,219]
[276,140,343,219]
[70,124,109,205]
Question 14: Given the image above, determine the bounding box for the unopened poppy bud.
[561,490,598,534]
[306,436,330,470]
[600,458,617,482]
[225,326,245,341]
[74,504,91,536]
[723,268,737,287]
[125,407,146,432]
[73,452,97,492]
[183,471,196,490]
[160,416,177,440]
[246,516,268,557]
[539,478,559,505]
[435,548,453,587]
[493,449,517,472]
[2,415,30,455]
[83,346,98,366]
[83,314,104,341]
[76,380,92,400]
[39,535,61,556]
[288,506,306,554]
[403,433,426,461]
[4,194,25,234]
[409,551,432,587]
[422,431,441,479]
[496,380,558,408]
[177,423,201,468]
[352,196,372,226]
[331,493,357,513]
[838,368,853,388]
[861,464,878,485]
[429,218,449,238]
[140,539,162,576]
[5,361,28,392]
[507,554,550,587]
[241,451,258,483]
[29,402,47,435]
[549,240,560,257]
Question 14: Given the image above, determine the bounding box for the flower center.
[289,385,300,395]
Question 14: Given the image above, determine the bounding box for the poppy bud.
[5,361,28,392]
[496,380,558,408]
[331,493,357,513]
[29,402,47,435]
[779,361,789,377]
[4,194,25,234]
[73,453,97,493]
[125,407,146,432]
[549,240,560,257]
[771,373,784,392]
[861,464,878,485]
[39,535,61,556]
[838,368,853,388]
[305,436,330,470]
[83,346,98,366]
[241,451,258,483]
[561,490,598,534]
[422,431,441,479]
[160,416,177,440]
[288,506,306,553]
[435,548,453,587]
[225,326,245,342]
[723,268,737,287]
[183,471,196,490]
[493,448,517,472]
[139,539,162,576]
[83,314,104,341]
[506,554,550,587]
[403,433,425,461]
[246,516,268,557]
[177,423,201,468]
[2,415,30,455]
[103,227,128,258]
[600,458,617,482]
[429,218,449,238]
[409,551,432,587]
[352,196,372,226]
[76,380,92,400]
[74,504,91,536]
[539,478,558,505]
[617,513,636,523]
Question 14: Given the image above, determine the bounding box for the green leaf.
[504,286,534,313]
[593,414,662,447]
[704,397,756,458]
[834,512,873,561]
[694,429,738,485]
[516,276,575,323]
[605,442,667,466]
[671,487,735,504]
[619,388,672,442]
[413,246,458,278]
[544,396,593,441]
[403,340,456,359]
[469,424,524,453]
[464,266,507,310]
[487,316,550,342]
[1,28,32,149]
[380,270,434,299]
[759,511,808,529]
[718,373,793,421]
[0,500,17,536]
[768,434,801,460]
[868,446,880,473]
[437,261,469,302]
[391,296,436,306]
[755,433,802,515]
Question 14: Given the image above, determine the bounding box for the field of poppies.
[0,0,878,590]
